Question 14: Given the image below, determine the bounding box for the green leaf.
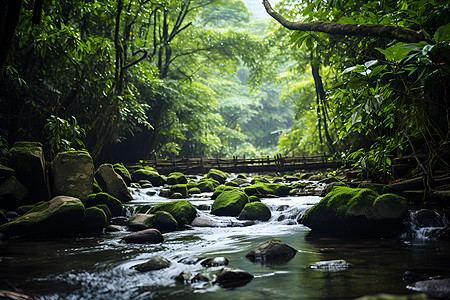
[375,43,413,62]
[433,23,450,43]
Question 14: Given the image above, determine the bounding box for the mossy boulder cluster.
[149,200,197,228]
[302,186,407,237]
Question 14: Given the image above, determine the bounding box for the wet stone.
[133,257,171,272]
[200,257,229,267]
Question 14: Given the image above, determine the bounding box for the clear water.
[1,186,450,299]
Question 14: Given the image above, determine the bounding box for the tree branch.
[262,0,425,43]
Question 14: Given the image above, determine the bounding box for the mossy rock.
[93,182,103,193]
[127,213,155,231]
[322,181,348,195]
[0,176,29,210]
[81,207,107,234]
[186,181,197,188]
[307,174,323,181]
[211,190,249,217]
[131,169,166,186]
[170,184,188,198]
[113,163,132,186]
[206,169,228,184]
[134,257,171,272]
[238,202,271,221]
[95,204,112,224]
[188,187,201,195]
[7,141,48,201]
[225,181,239,187]
[358,182,385,195]
[85,193,123,217]
[289,182,307,190]
[244,182,289,197]
[50,151,94,202]
[167,172,187,185]
[248,195,260,202]
[0,196,85,237]
[16,201,47,215]
[152,211,178,232]
[149,200,197,228]
[237,174,247,179]
[95,163,132,202]
[212,185,238,200]
[197,178,220,192]
[302,186,407,236]
[251,177,270,184]
[245,238,297,264]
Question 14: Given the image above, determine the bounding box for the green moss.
[82,207,107,233]
[211,190,249,217]
[237,174,247,179]
[170,184,188,198]
[251,177,270,184]
[212,185,238,199]
[93,182,103,193]
[149,200,197,227]
[188,187,201,194]
[225,181,239,187]
[206,169,228,184]
[244,182,289,197]
[128,213,155,230]
[113,163,132,186]
[167,172,188,185]
[187,181,197,188]
[95,204,112,223]
[197,178,220,192]
[372,193,407,219]
[86,193,123,216]
[131,169,166,186]
[238,202,271,221]
[16,201,47,215]
[248,196,260,202]
[289,182,307,190]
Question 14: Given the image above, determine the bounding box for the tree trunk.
[0,0,23,75]
[262,0,425,43]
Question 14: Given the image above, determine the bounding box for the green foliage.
[43,115,86,157]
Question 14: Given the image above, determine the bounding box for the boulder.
[211,190,249,217]
[166,172,187,185]
[225,181,239,187]
[50,151,94,202]
[358,182,385,194]
[238,202,271,221]
[85,193,123,216]
[237,174,247,179]
[230,177,249,186]
[251,177,270,184]
[127,213,155,231]
[95,204,112,224]
[200,257,229,267]
[244,182,289,197]
[206,169,228,184]
[169,192,183,199]
[169,184,188,198]
[321,181,348,196]
[188,187,201,195]
[152,211,178,232]
[7,141,48,201]
[133,257,171,272]
[95,164,132,202]
[248,195,260,202]
[310,259,349,271]
[215,267,254,288]
[149,200,197,228]
[407,278,450,299]
[191,216,214,227]
[0,195,85,237]
[197,178,220,192]
[0,176,29,210]
[122,228,164,244]
[131,169,166,186]
[113,163,132,186]
[302,186,407,236]
[245,239,297,264]
[80,207,107,233]
[16,201,46,215]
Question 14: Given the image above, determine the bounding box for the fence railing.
[126,154,341,175]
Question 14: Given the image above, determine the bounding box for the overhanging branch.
[262,0,425,43]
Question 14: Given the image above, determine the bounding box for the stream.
[1,177,450,300]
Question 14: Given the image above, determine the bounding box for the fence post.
[216,156,221,168]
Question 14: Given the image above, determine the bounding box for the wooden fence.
[126,154,342,175]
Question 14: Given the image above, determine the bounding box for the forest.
[1,0,449,182]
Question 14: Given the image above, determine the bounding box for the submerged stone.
[215,267,254,288]
[245,238,297,264]
[122,228,164,244]
[133,257,171,272]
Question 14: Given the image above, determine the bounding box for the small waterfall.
[401,209,449,239]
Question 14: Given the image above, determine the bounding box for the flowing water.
[1,183,450,299]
